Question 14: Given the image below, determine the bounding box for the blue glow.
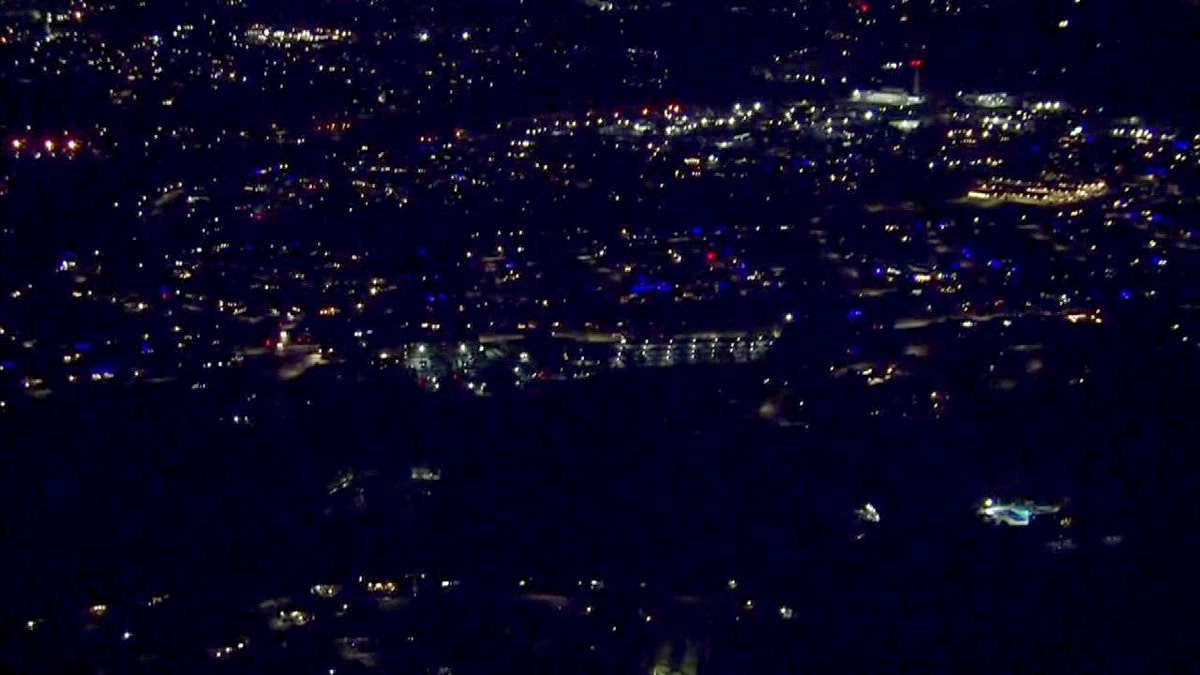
[1119,289,1133,300]
[961,248,973,259]
[159,285,171,295]
[1174,140,1189,150]
[141,344,152,354]
[692,226,703,236]
[75,342,90,352]
[848,308,864,320]
[873,266,884,276]
[417,247,428,256]
[0,360,12,370]
[1151,257,1163,266]
[631,281,672,294]
[987,259,1001,269]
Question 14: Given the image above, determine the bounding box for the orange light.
[44,140,54,152]
[66,140,78,151]
[11,139,21,150]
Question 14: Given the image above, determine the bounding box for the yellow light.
[67,140,78,151]
[44,140,54,151]
[11,139,21,149]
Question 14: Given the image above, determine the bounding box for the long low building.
[965,176,1108,206]
[849,88,925,108]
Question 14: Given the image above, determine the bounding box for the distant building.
[849,88,925,108]
[958,91,1016,108]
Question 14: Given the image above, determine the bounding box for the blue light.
[1119,290,1133,300]
[417,247,427,257]
[848,308,864,320]
[692,226,703,236]
[1174,140,1189,150]
[75,342,90,352]
[141,344,152,354]
[873,266,883,276]
[631,281,672,294]
[987,259,1001,269]
[961,248,973,259]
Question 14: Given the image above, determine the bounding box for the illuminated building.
[849,88,925,108]
[977,498,1062,526]
[965,176,1108,206]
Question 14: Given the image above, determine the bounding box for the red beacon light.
[705,250,718,264]
[909,59,924,69]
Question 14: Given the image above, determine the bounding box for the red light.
[909,59,924,69]
[706,251,718,264]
